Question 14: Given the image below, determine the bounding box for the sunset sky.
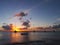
[0,0,60,27]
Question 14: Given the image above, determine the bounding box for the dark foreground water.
[0,31,60,45]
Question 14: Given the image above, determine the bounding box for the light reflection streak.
[10,32,29,43]
[11,33,21,43]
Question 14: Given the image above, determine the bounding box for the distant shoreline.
[0,30,60,32]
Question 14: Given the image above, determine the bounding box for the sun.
[13,27,20,32]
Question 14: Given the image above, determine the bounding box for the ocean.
[0,31,60,45]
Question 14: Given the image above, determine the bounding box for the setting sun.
[13,27,20,32]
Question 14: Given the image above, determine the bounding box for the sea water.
[0,31,60,45]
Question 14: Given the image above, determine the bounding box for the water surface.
[0,31,60,45]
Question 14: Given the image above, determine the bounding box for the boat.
[14,30,17,33]
[21,32,28,35]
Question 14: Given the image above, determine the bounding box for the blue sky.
[0,0,60,27]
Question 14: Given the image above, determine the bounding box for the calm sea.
[0,31,60,45]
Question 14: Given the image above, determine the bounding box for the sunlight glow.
[11,33,21,43]
[13,27,20,32]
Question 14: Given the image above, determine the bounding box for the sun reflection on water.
[10,32,29,43]
[11,33,21,43]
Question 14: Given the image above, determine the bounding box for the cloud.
[14,12,28,20]
[15,12,27,17]
[53,18,60,24]
[2,24,13,30]
[57,18,60,21]
[2,25,11,30]
[22,20,30,28]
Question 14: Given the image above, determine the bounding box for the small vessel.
[21,32,28,35]
[14,30,17,33]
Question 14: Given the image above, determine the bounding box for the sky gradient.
[0,0,60,27]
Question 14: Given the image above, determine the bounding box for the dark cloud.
[2,25,11,30]
[22,20,30,28]
[15,12,28,20]
[2,24,13,30]
[53,24,60,29]
[15,12,27,17]
[15,11,31,28]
